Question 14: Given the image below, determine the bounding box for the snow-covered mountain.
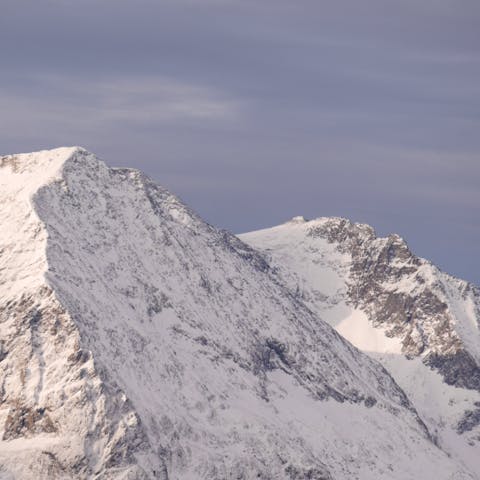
[241,216,480,477]
[0,147,476,479]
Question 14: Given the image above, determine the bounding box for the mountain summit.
[0,148,477,479]
[241,216,480,476]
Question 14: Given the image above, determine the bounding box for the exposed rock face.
[0,286,156,479]
[241,216,480,477]
[306,218,480,388]
[0,147,476,479]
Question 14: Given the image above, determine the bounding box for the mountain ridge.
[0,147,477,479]
[240,215,480,475]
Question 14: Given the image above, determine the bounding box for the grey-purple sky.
[1,0,479,285]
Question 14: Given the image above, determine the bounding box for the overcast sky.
[1,0,479,284]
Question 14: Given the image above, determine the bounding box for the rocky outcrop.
[306,218,480,390]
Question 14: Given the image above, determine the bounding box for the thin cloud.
[0,0,479,284]
[0,74,241,133]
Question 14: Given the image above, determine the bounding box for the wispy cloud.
[1,0,479,283]
[85,76,240,122]
[0,73,241,136]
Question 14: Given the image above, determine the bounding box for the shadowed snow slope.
[241,216,480,477]
[0,148,476,479]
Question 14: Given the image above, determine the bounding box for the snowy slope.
[0,148,475,479]
[240,216,480,477]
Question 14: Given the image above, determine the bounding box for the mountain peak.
[241,216,480,475]
[1,146,85,172]
[288,215,308,223]
[3,148,471,479]
[2,148,479,479]
[0,146,100,198]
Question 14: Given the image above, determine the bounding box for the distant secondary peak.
[288,216,308,224]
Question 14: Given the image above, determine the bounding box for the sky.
[1,0,479,285]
